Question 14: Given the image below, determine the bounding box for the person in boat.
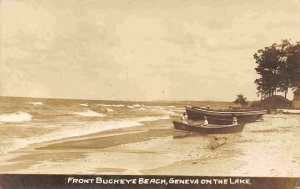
[232,116,238,125]
[180,112,188,124]
[203,116,208,126]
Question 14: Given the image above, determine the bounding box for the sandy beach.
[0,113,299,176]
[1,0,300,185]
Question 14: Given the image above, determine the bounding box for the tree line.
[254,40,300,99]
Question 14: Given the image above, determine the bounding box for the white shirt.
[203,119,208,126]
[233,117,238,125]
[181,115,188,124]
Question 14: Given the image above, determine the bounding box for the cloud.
[291,0,300,7]
[1,0,300,100]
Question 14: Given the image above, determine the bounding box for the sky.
[1,0,300,101]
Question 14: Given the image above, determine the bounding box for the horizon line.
[0,95,262,103]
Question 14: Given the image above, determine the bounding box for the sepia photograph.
[0,0,300,182]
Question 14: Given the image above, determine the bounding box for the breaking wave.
[132,104,142,108]
[0,112,32,123]
[106,108,114,112]
[98,104,125,107]
[4,115,170,155]
[70,110,105,117]
[39,115,170,141]
[26,102,44,106]
[79,103,89,107]
[154,109,178,116]
[143,106,180,116]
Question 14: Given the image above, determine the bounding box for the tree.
[277,40,291,98]
[253,40,300,99]
[286,42,300,91]
[254,43,282,98]
[234,94,249,107]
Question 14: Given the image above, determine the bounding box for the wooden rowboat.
[186,107,266,125]
[173,121,245,134]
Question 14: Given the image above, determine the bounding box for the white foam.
[71,110,105,117]
[80,103,89,107]
[5,115,170,154]
[47,115,170,141]
[145,105,165,109]
[26,102,44,106]
[127,106,134,109]
[106,108,114,112]
[144,106,179,116]
[132,104,141,108]
[135,115,170,122]
[156,109,178,116]
[0,139,28,155]
[174,107,185,110]
[0,112,32,123]
[98,104,125,107]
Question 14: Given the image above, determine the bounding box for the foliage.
[254,40,300,99]
[286,42,300,90]
[234,94,248,107]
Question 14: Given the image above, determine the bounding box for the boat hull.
[173,121,245,134]
[186,107,266,125]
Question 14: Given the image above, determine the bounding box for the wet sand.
[0,114,299,176]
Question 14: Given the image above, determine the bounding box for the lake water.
[0,96,299,176]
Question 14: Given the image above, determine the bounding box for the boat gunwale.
[173,121,245,129]
[172,121,245,133]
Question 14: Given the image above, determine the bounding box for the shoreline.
[0,115,299,176]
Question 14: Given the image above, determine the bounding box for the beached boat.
[277,109,300,114]
[173,121,245,134]
[185,107,267,125]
